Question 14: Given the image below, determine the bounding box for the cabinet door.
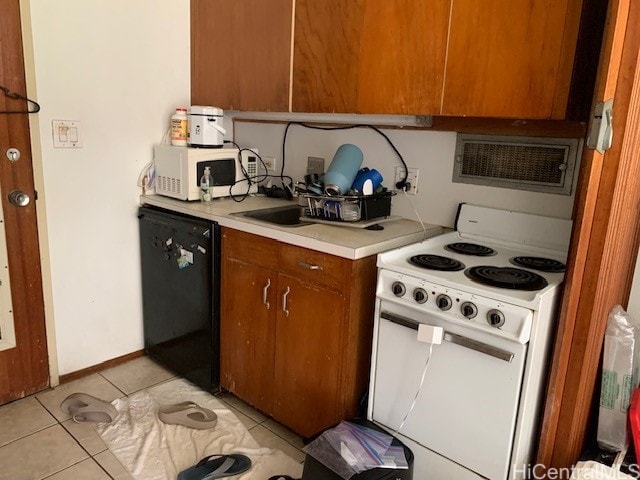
[441,0,581,119]
[220,257,276,413]
[191,0,292,111]
[293,0,450,115]
[292,0,365,113]
[357,0,450,114]
[273,274,345,438]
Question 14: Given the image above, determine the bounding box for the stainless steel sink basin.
[233,205,312,227]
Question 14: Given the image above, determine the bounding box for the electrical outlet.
[262,156,277,171]
[394,167,419,195]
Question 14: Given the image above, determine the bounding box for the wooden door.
[191,0,292,111]
[272,274,344,438]
[357,0,450,114]
[536,0,640,469]
[0,0,49,404]
[441,0,583,119]
[220,257,276,413]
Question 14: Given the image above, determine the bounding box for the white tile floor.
[0,356,305,480]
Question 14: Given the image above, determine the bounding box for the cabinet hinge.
[587,99,614,154]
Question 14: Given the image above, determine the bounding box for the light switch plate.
[52,120,82,148]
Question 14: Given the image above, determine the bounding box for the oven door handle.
[380,311,514,363]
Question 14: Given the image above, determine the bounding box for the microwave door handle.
[379,311,514,362]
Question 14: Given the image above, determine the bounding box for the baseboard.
[59,350,145,384]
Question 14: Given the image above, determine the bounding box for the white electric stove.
[368,204,573,480]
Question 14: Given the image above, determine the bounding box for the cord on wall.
[402,188,429,240]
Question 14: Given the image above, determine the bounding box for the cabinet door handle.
[262,278,271,310]
[298,261,323,271]
[282,286,290,317]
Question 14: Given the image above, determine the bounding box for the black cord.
[281,122,410,189]
[227,145,293,202]
[0,84,40,114]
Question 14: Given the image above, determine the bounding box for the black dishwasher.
[138,206,220,391]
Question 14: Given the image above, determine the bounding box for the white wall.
[232,119,578,228]
[29,1,190,374]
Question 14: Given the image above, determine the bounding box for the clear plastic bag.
[597,305,640,451]
[303,421,408,479]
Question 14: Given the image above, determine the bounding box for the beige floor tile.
[35,374,124,422]
[43,458,110,480]
[217,392,268,423]
[262,418,305,449]
[61,419,107,456]
[0,424,88,480]
[99,356,175,395]
[93,450,133,480]
[222,404,258,430]
[0,396,57,447]
[249,424,306,463]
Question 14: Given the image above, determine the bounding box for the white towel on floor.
[96,378,303,480]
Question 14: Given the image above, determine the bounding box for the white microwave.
[153,145,258,201]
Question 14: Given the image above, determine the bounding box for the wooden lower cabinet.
[220,227,377,438]
[220,257,276,412]
[273,274,344,436]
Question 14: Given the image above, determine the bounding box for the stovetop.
[377,231,568,308]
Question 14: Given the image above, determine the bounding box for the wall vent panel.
[453,134,581,195]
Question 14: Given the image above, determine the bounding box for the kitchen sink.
[233,205,312,227]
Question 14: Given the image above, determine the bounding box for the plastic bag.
[303,421,408,479]
[597,305,640,451]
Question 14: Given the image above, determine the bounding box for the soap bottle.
[200,167,212,203]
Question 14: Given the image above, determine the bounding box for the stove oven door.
[370,300,528,480]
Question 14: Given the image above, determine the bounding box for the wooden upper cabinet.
[292,0,365,113]
[191,0,292,111]
[357,0,450,114]
[293,0,450,115]
[441,0,583,119]
[192,0,588,119]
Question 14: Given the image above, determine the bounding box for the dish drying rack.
[302,191,394,223]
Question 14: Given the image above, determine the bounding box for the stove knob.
[487,309,505,328]
[436,294,452,311]
[413,288,428,304]
[391,281,406,297]
[461,302,477,319]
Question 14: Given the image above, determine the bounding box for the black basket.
[303,192,394,222]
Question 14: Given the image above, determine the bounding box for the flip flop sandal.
[158,401,218,430]
[268,476,300,480]
[177,454,251,480]
[60,392,117,424]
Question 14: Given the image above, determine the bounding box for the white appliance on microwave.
[153,145,258,201]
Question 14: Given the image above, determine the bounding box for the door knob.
[8,190,30,207]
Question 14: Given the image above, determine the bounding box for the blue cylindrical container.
[324,144,364,196]
[351,168,383,194]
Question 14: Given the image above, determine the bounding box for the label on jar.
[171,118,188,146]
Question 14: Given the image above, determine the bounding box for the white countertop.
[140,194,443,260]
